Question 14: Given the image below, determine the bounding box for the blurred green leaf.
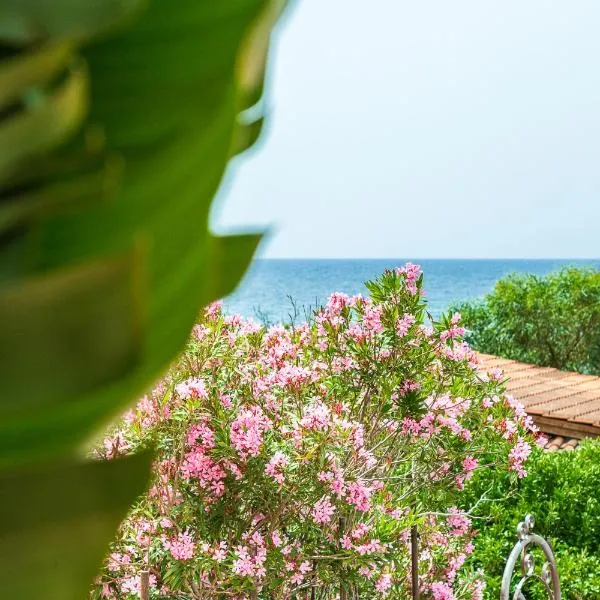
[0,0,146,43]
[0,0,282,466]
[204,232,263,300]
[0,1,284,596]
[0,451,152,599]
[0,41,72,109]
[0,251,143,419]
[233,115,265,155]
[0,59,88,181]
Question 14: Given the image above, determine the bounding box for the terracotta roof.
[538,435,580,451]
[477,353,600,441]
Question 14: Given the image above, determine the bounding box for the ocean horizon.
[224,258,600,324]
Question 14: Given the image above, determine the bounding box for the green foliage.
[454,267,600,375]
[0,0,285,597]
[462,440,600,599]
[0,451,152,599]
[94,268,534,598]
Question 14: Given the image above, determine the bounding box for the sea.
[224,259,600,325]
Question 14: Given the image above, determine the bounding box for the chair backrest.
[500,515,561,600]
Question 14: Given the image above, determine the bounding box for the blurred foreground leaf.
[0,0,286,596]
[0,0,282,466]
[0,451,152,599]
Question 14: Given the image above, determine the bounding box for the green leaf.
[0,232,261,467]
[203,232,263,301]
[0,451,152,599]
[0,0,146,43]
[237,0,288,110]
[0,153,124,234]
[0,59,89,182]
[0,251,143,418]
[0,41,73,109]
[232,115,265,156]
[0,0,272,466]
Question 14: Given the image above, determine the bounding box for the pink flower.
[164,531,196,561]
[205,300,223,319]
[363,305,384,334]
[300,400,331,430]
[440,326,466,342]
[446,507,471,536]
[103,432,130,459]
[358,565,375,578]
[396,313,416,337]
[119,576,140,595]
[212,541,228,562]
[471,579,486,600]
[232,543,267,579]
[220,393,233,409]
[186,421,215,449]
[347,481,373,512]
[265,451,289,485]
[351,523,371,539]
[180,450,226,498]
[193,324,210,341]
[175,377,208,400]
[230,406,272,459]
[271,530,283,547]
[462,455,479,480]
[312,496,335,524]
[326,292,350,316]
[489,367,504,381]
[431,581,454,600]
[354,539,385,555]
[509,438,531,478]
[375,573,393,595]
[232,545,255,577]
[396,262,422,295]
[107,552,130,572]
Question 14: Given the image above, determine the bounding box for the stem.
[410,526,419,600]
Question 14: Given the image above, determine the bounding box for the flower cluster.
[92,266,538,600]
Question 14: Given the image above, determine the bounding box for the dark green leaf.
[0,251,143,418]
[0,0,146,43]
[0,60,88,181]
[0,451,152,599]
[0,41,72,109]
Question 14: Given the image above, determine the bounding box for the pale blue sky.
[213,1,600,258]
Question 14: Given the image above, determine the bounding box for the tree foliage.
[462,440,600,599]
[454,267,600,375]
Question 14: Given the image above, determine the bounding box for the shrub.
[454,267,600,375]
[461,440,600,599]
[93,266,537,599]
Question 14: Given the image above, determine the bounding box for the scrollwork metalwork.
[500,515,561,600]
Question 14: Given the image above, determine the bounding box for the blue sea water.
[224,259,600,324]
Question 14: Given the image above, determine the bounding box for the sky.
[212,1,600,259]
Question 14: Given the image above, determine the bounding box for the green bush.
[462,440,600,599]
[453,267,600,375]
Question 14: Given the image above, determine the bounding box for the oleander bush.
[94,266,538,599]
[453,267,600,375]
[461,440,600,600]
